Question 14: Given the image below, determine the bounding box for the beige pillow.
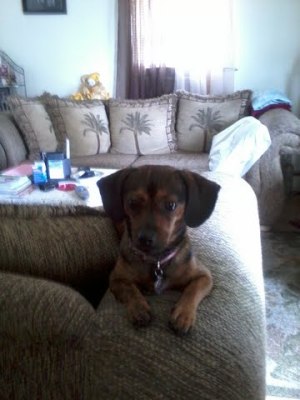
[108,94,177,155]
[176,90,252,153]
[7,96,57,161]
[45,96,111,157]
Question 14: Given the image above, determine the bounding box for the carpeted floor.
[262,195,300,399]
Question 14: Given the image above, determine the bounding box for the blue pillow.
[252,89,291,110]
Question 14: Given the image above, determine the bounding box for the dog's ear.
[97,169,133,221]
[179,171,221,228]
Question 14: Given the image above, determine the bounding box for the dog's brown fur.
[97,165,220,334]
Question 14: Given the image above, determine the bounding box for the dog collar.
[130,244,179,267]
[155,248,179,289]
[158,248,179,266]
[129,244,179,294]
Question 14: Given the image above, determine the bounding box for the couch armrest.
[259,108,300,137]
[0,204,119,307]
[0,272,96,344]
[245,109,300,226]
[0,112,27,170]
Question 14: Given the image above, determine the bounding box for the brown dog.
[97,165,220,334]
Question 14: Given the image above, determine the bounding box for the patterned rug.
[262,230,300,399]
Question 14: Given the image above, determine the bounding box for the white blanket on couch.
[208,116,271,177]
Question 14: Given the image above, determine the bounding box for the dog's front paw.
[169,305,196,335]
[127,300,152,328]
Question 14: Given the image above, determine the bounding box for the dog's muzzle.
[137,229,157,252]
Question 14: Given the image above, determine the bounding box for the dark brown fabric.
[116,0,175,99]
[116,0,132,99]
[144,67,175,98]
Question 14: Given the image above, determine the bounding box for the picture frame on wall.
[22,0,67,14]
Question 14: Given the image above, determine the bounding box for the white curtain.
[141,0,235,95]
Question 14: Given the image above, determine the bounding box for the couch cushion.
[176,90,252,153]
[6,96,58,161]
[132,152,209,172]
[45,96,111,156]
[71,153,138,170]
[108,94,177,155]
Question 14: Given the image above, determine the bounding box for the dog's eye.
[165,201,177,212]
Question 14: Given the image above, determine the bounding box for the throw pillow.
[176,90,252,153]
[45,96,111,157]
[108,94,177,155]
[7,96,58,161]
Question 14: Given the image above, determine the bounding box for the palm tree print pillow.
[176,90,252,153]
[7,95,58,161]
[45,97,111,156]
[108,95,177,155]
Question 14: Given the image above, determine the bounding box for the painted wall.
[0,0,117,98]
[0,0,300,115]
[234,0,300,116]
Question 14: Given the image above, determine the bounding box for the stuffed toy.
[72,72,110,101]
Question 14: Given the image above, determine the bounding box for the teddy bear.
[72,72,110,101]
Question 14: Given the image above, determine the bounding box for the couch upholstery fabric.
[245,109,300,225]
[132,152,209,171]
[0,204,119,304]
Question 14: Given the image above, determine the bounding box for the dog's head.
[97,166,220,255]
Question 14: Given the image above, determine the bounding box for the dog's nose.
[137,231,155,250]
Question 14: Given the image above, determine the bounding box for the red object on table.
[56,183,76,191]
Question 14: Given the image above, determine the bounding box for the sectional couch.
[1,90,300,226]
[0,171,266,399]
[1,89,300,398]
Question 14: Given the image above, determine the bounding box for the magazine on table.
[0,175,32,195]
